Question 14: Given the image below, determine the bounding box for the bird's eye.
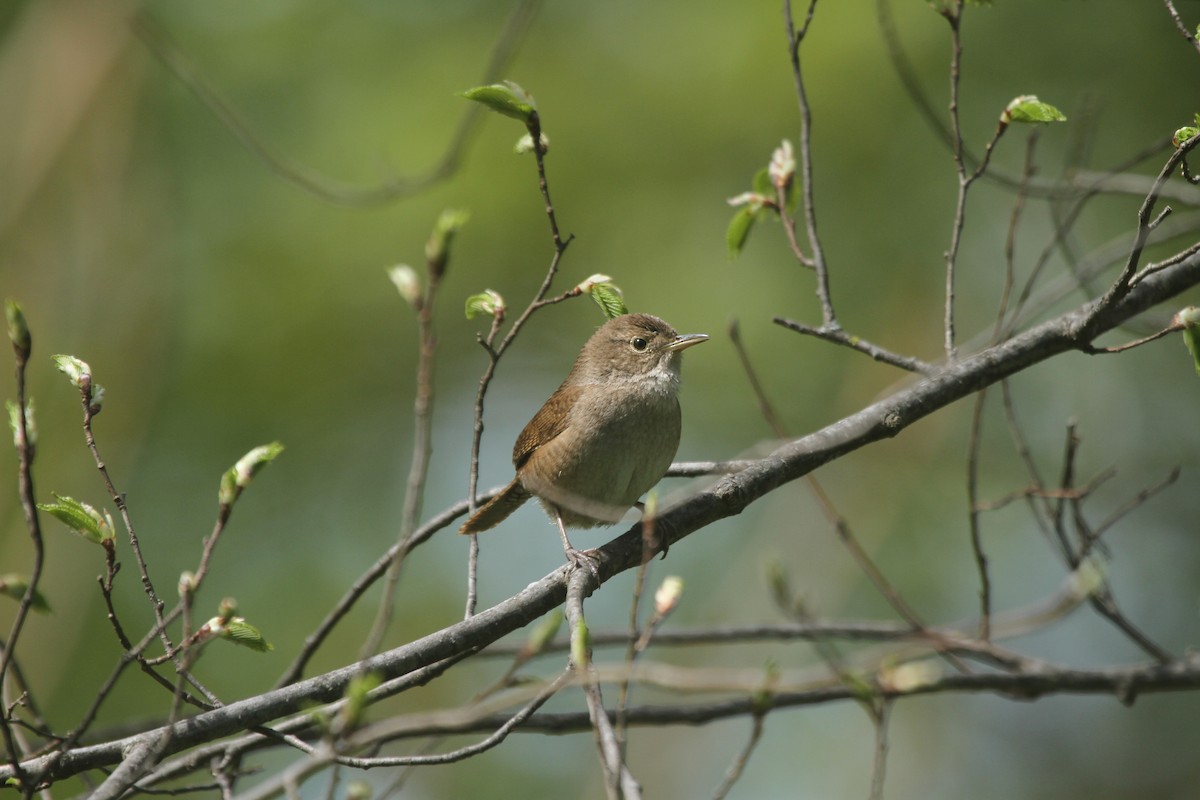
[631,337,649,352]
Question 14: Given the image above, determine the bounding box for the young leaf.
[575,274,628,319]
[726,206,758,258]
[752,167,775,198]
[38,494,115,544]
[1002,95,1067,124]
[219,442,285,507]
[1176,306,1200,375]
[1173,126,1200,148]
[218,617,273,652]
[52,354,91,389]
[459,81,537,124]
[464,289,506,320]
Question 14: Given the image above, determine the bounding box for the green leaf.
[464,289,506,320]
[52,354,91,389]
[0,574,51,613]
[219,617,273,652]
[38,494,114,544]
[752,167,774,198]
[581,277,627,320]
[1002,95,1067,124]
[1176,307,1200,375]
[219,442,285,507]
[459,81,537,124]
[726,207,758,259]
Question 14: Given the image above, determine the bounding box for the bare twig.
[709,709,766,800]
[783,0,836,327]
[965,388,993,640]
[1163,0,1200,56]
[867,700,893,800]
[772,317,936,374]
[0,334,40,788]
[463,108,575,618]
[564,567,641,799]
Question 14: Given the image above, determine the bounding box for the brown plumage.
[460,313,707,564]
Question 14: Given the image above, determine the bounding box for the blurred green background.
[3,0,1200,797]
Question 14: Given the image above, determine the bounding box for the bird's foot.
[564,546,601,581]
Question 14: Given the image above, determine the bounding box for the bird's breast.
[519,380,682,526]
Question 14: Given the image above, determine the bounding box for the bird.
[460,313,707,569]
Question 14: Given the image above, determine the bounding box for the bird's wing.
[512,383,581,469]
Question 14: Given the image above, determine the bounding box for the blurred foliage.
[2,0,1200,797]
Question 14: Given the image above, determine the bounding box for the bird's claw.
[565,547,601,581]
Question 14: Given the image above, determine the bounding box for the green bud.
[459,80,537,124]
[6,399,36,452]
[425,209,470,279]
[514,132,550,155]
[387,264,422,309]
[570,618,590,668]
[5,300,30,362]
[219,442,284,507]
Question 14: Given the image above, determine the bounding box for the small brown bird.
[460,313,708,568]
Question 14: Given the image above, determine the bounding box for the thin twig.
[564,568,640,799]
[867,700,893,800]
[964,388,992,640]
[1081,133,1200,335]
[772,317,935,374]
[614,504,658,760]
[709,710,766,800]
[731,319,966,670]
[783,0,837,327]
[1163,0,1200,56]
[463,109,575,617]
[0,341,40,790]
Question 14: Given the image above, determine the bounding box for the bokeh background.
[2,0,1200,797]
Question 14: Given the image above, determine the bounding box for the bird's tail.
[459,479,531,533]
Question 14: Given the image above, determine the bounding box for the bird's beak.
[665,333,709,352]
